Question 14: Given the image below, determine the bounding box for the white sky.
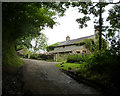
[42,4,113,45]
[43,7,95,45]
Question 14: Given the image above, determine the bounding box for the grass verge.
[56,62,81,71]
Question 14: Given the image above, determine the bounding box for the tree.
[77,38,108,52]
[106,4,120,54]
[2,2,66,71]
[64,1,120,51]
[32,33,48,53]
[15,36,33,51]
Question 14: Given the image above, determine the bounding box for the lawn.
[56,63,81,70]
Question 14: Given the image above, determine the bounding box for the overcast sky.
[42,4,114,45]
[43,7,94,45]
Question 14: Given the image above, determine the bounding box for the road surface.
[22,58,103,95]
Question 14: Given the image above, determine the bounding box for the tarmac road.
[22,58,103,95]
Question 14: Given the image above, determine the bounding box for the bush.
[67,54,78,63]
[30,54,38,59]
[67,54,91,63]
[30,53,54,61]
[88,50,119,72]
[86,49,120,88]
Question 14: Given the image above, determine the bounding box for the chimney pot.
[66,36,70,41]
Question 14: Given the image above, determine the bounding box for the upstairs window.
[82,50,86,53]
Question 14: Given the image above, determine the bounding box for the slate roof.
[56,35,94,47]
[50,35,94,53]
[50,46,84,53]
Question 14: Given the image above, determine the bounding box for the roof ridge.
[56,35,94,47]
[69,34,94,41]
[58,35,94,43]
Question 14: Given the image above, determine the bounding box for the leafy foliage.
[2,2,66,69]
[81,39,94,52]
[76,49,120,91]
[15,36,33,51]
[3,2,66,40]
[56,63,81,71]
[32,33,48,53]
[64,2,107,29]
[65,2,119,52]
[67,54,90,63]
[106,4,120,54]
[46,43,59,52]
[30,53,53,61]
[76,38,108,52]
[107,5,120,29]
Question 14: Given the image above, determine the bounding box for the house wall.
[72,46,88,54]
[52,35,96,61]
[54,52,71,62]
[53,46,89,61]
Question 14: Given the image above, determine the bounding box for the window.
[77,51,80,54]
[82,50,86,53]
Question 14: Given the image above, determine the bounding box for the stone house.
[50,35,95,61]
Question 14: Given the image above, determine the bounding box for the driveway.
[22,58,103,95]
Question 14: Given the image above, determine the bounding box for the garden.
[56,49,120,94]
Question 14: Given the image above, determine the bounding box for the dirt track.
[22,58,103,95]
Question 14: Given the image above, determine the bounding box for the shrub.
[67,54,91,63]
[30,54,38,59]
[87,49,120,88]
[87,50,119,72]
[67,54,78,63]
[30,53,53,61]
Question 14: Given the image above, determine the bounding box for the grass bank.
[56,62,81,71]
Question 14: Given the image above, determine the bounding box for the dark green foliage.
[67,54,77,63]
[67,54,90,63]
[30,54,53,61]
[107,5,120,29]
[68,67,71,70]
[88,50,120,73]
[65,48,120,91]
[76,16,91,28]
[67,2,119,52]
[15,36,33,51]
[106,4,120,55]
[82,39,94,52]
[2,41,23,72]
[3,2,66,40]
[30,54,38,59]
[16,44,26,51]
[46,43,58,52]
[76,38,108,52]
[2,2,66,69]
[76,49,120,90]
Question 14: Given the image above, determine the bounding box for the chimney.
[66,36,70,41]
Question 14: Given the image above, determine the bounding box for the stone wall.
[54,53,70,62]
